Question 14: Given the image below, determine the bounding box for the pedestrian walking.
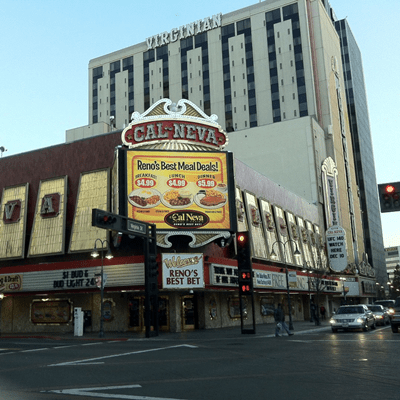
[274,303,294,337]
[320,305,326,320]
[310,301,316,322]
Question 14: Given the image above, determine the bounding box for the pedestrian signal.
[238,270,253,294]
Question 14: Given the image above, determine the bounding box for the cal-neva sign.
[122,99,227,151]
[146,13,221,50]
[162,253,204,289]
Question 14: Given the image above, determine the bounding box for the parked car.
[330,305,376,332]
[390,297,400,333]
[367,304,390,326]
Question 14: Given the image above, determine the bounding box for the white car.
[330,305,376,332]
[367,304,390,326]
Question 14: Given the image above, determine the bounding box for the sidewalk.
[0,320,331,341]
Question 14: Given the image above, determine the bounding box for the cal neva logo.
[165,210,209,228]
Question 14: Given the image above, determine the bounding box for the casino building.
[82,0,384,281]
[0,0,380,334]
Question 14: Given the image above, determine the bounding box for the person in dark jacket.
[274,303,294,337]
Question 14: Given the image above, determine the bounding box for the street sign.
[127,219,147,235]
[326,225,347,272]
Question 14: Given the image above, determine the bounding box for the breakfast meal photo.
[128,188,162,208]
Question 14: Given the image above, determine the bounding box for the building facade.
[334,18,386,288]
[0,0,383,335]
[0,99,377,335]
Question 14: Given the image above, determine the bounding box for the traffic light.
[236,231,252,270]
[92,209,123,231]
[148,253,159,278]
[378,182,400,213]
[238,270,253,294]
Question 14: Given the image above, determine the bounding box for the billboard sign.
[125,149,235,231]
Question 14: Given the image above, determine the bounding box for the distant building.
[385,246,400,282]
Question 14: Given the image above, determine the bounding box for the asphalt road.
[1,325,399,400]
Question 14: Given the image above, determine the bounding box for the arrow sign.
[43,384,186,399]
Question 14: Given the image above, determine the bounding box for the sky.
[0,0,399,247]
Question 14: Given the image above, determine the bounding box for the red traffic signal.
[378,182,400,213]
[385,185,395,194]
[237,232,248,246]
[236,231,252,270]
[92,209,122,231]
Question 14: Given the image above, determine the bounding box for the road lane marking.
[21,348,49,352]
[47,344,198,366]
[42,384,187,399]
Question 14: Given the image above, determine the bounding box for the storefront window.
[228,297,247,319]
[260,296,275,317]
[209,297,217,320]
[31,299,72,324]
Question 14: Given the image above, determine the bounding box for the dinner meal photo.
[194,189,227,209]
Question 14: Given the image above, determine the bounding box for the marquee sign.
[326,225,348,272]
[162,253,204,289]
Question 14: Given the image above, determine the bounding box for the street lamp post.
[271,239,301,331]
[302,265,313,323]
[91,238,113,338]
[340,277,347,304]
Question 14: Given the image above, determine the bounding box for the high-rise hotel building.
[80,0,384,282]
[334,17,385,287]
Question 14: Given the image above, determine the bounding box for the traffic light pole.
[236,232,256,334]
[92,209,159,338]
[143,222,159,338]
